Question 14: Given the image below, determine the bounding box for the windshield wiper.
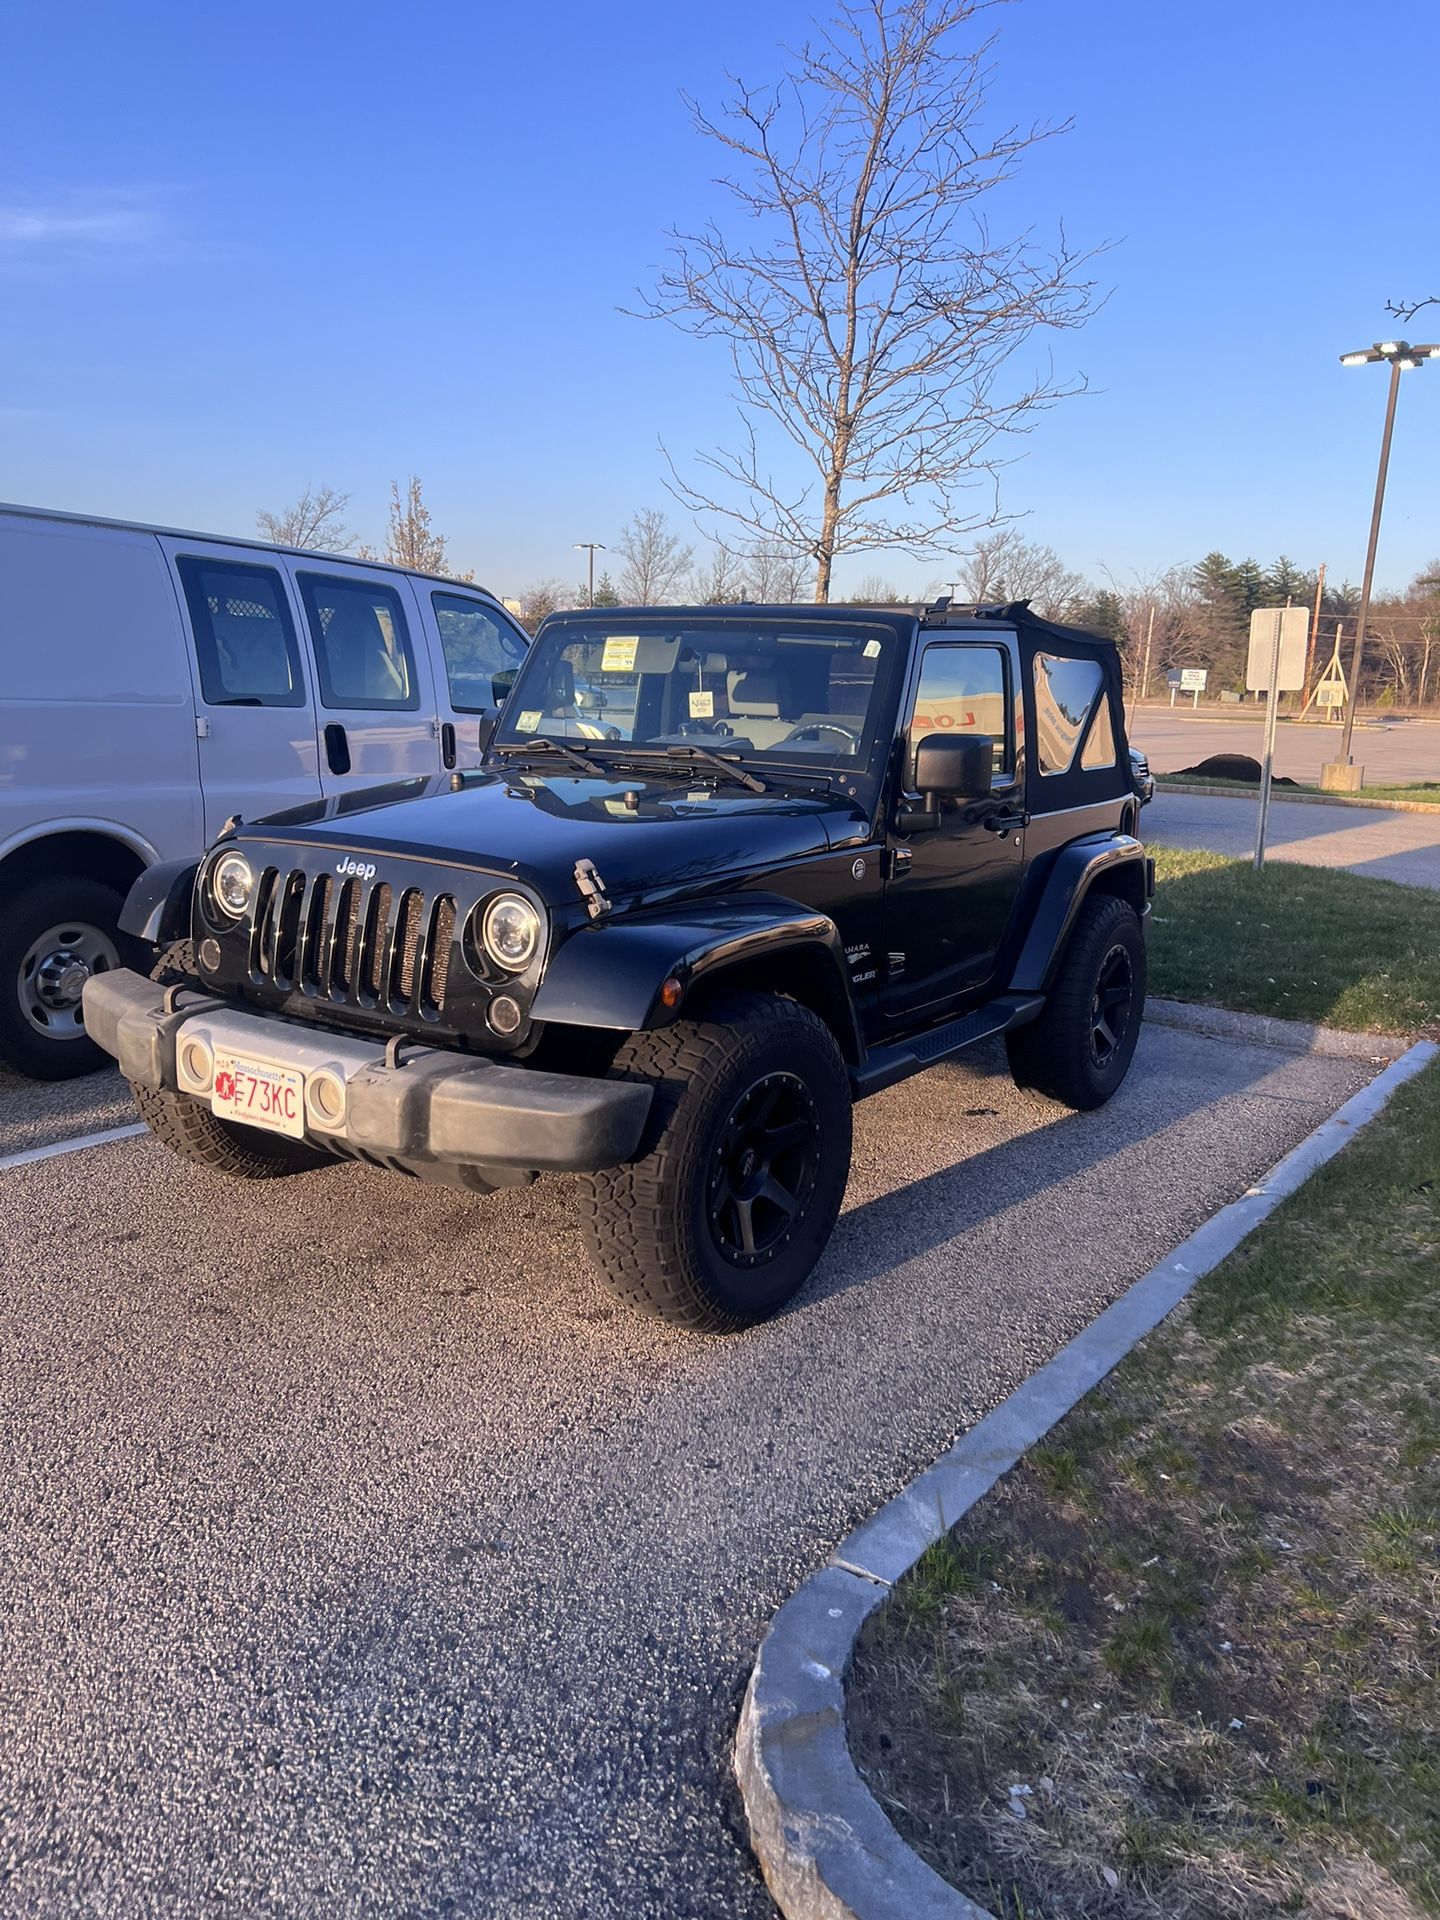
[608,745,767,794]
[494,737,606,778]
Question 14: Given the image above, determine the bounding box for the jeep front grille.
[250,867,456,1018]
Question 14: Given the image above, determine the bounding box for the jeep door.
[163,539,325,843]
[289,561,442,796]
[880,635,1027,1026]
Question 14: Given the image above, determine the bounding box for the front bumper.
[83,970,652,1185]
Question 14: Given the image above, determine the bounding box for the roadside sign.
[1179,668,1207,692]
[1246,607,1308,693]
[1316,679,1346,709]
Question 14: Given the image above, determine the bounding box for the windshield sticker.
[688,689,715,719]
[601,636,639,672]
[516,710,541,733]
[863,639,882,658]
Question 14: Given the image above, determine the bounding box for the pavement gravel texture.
[0,1029,1375,1919]
[1147,789,1440,889]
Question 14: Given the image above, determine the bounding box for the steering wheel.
[777,720,860,750]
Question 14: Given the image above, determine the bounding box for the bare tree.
[1386,295,1438,323]
[692,544,748,604]
[956,529,1088,618]
[615,508,695,604]
[514,579,574,632]
[747,538,813,602]
[643,0,1098,601]
[849,572,906,603]
[257,484,352,552]
[362,476,473,579]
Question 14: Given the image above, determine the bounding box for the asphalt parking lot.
[0,1031,1379,1919]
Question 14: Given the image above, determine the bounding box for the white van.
[0,502,529,1079]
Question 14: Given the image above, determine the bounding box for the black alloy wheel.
[706,1070,822,1268]
[1089,941,1136,1067]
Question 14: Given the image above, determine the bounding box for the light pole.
[1329,339,1438,776]
[574,541,605,608]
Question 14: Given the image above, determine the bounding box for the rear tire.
[580,992,852,1332]
[0,875,128,1081]
[1005,893,1145,1110]
[132,941,334,1180]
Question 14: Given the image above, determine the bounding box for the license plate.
[211,1050,306,1139]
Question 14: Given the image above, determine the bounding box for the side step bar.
[851,994,1045,1099]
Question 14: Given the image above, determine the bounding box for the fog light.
[179,1035,215,1093]
[306,1070,347,1127]
[489,994,522,1036]
[199,938,221,971]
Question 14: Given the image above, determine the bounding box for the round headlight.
[211,851,255,918]
[481,893,541,972]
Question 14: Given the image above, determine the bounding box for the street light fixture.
[574,541,606,608]
[1330,339,1438,777]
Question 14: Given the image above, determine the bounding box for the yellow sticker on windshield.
[516,710,541,733]
[601,636,639,672]
[688,689,715,719]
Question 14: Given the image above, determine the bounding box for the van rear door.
[288,562,441,796]
[163,540,325,842]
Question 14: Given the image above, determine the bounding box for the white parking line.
[0,1122,148,1174]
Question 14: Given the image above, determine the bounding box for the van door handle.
[324,723,351,776]
[440,721,457,769]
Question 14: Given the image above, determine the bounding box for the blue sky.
[3,0,1437,600]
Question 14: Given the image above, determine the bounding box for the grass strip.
[849,1055,1440,1919]
[1147,846,1440,1034]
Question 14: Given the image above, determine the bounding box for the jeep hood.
[240,769,871,910]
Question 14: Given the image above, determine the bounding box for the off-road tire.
[1005,893,1145,1111]
[131,941,333,1180]
[580,992,852,1333]
[0,874,129,1081]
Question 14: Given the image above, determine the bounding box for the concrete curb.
[1145,996,1411,1061]
[1156,780,1440,815]
[736,1039,1439,1920]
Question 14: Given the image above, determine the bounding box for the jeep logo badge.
[335,857,377,880]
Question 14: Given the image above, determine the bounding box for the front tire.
[0,875,128,1080]
[581,992,853,1332]
[132,941,334,1180]
[1005,893,1145,1110]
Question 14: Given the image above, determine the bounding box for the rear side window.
[1080,693,1117,770]
[908,645,1012,777]
[432,592,527,710]
[177,557,306,707]
[1033,653,1105,775]
[298,573,420,711]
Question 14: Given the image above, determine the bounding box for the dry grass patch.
[848,1058,1440,1919]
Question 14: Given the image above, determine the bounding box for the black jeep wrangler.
[85,599,1153,1332]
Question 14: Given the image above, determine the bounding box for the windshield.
[493,616,900,773]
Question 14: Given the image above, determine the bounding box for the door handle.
[981,805,1028,835]
[323,723,351,776]
[440,721,457,770]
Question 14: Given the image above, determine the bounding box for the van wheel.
[0,876,129,1080]
[1005,894,1145,1110]
[132,942,334,1180]
[580,992,852,1333]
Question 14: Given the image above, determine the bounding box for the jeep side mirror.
[912,732,993,802]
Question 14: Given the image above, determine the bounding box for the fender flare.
[530,893,863,1060]
[1007,833,1150,994]
[119,858,200,946]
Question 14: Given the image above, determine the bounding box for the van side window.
[298,573,420,712]
[177,557,306,707]
[908,645,1011,777]
[432,592,528,710]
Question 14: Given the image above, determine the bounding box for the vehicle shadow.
[792,1027,1349,1316]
